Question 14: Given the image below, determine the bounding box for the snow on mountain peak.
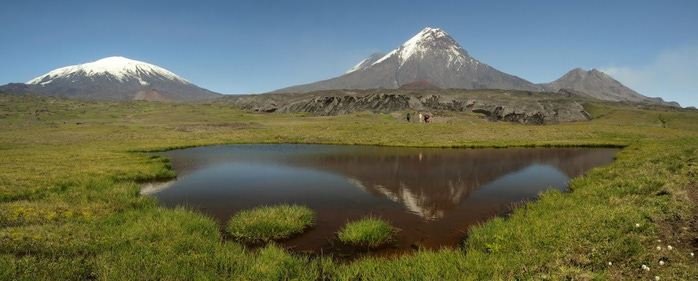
[371,27,469,67]
[411,27,448,42]
[27,56,190,85]
[398,27,448,59]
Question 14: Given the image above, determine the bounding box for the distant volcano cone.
[542,68,649,102]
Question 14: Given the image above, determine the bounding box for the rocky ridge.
[221,89,591,125]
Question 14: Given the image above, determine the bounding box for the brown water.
[148,144,618,258]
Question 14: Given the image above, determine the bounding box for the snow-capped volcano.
[27,56,190,86]
[343,28,470,75]
[3,56,221,101]
[275,27,542,93]
[371,27,471,68]
[272,27,671,106]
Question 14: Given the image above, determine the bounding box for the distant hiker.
[424,115,430,123]
[406,112,411,122]
[418,113,423,123]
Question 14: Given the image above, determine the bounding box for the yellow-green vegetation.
[1,93,697,280]
[337,217,397,248]
[227,204,315,242]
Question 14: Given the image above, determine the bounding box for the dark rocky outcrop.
[220,89,592,124]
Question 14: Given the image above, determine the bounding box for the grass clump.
[227,204,315,242]
[337,216,397,248]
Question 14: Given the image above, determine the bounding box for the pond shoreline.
[144,144,620,259]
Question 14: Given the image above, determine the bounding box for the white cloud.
[601,45,698,108]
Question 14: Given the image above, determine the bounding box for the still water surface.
[148,144,618,257]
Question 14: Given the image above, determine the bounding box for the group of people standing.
[406,112,430,123]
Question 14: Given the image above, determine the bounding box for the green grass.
[227,204,315,242]
[337,217,397,248]
[0,92,697,280]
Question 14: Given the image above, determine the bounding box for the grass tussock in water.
[227,204,315,242]
[337,216,397,248]
[0,93,697,280]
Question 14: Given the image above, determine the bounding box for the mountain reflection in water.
[282,146,616,220]
[149,144,618,256]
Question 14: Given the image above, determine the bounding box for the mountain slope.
[274,27,543,93]
[1,56,221,101]
[541,68,678,106]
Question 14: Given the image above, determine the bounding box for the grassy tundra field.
[0,92,697,280]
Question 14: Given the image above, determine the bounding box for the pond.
[145,144,619,258]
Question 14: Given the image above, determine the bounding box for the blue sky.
[1,0,696,107]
